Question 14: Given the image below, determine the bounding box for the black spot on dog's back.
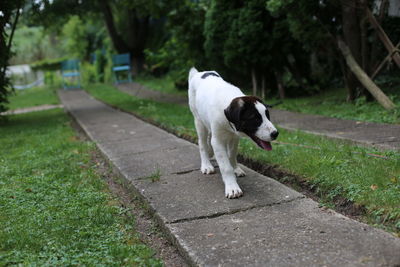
[201,72,220,79]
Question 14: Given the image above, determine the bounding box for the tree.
[28,0,176,73]
[203,0,311,98]
[1,0,24,115]
[62,16,89,60]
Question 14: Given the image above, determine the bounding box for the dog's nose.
[270,131,279,140]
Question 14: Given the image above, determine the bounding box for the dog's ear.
[224,98,245,131]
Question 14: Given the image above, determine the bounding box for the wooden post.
[371,42,400,79]
[338,38,396,110]
[366,8,400,68]
[261,74,266,99]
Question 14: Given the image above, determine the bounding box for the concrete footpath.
[59,89,400,267]
[118,82,400,151]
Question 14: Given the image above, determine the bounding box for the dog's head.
[224,96,278,151]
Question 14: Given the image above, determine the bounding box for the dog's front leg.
[228,137,246,177]
[211,134,243,198]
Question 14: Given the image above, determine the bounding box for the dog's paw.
[201,164,215,175]
[225,183,243,199]
[234,166,246,177]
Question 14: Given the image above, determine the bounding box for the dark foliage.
[1,0,24,115]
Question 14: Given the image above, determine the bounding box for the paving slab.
[112,144,204,180]
[167,198,400,267]
[98,135,193,158]
[131,165,302,223]
[59,89,400,267]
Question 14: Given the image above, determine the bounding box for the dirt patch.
[69,119,189,267]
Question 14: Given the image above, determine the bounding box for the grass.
[0,109,162,266]
[136,75,188,97]
[140,169,162,183]
[85,83,400,233]
[7,86,59,110]
[272,87,400,124]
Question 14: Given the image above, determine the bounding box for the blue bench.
[61,59,81,89]
[112,53,132,84]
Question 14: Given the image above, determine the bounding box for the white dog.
[188,67,279,199]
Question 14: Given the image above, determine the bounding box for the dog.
[188,67,279,199]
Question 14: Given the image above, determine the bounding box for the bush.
[81,62,97,86]
[44,71,62,87]
[9,26,64,65]
[62,16,88,60]
[94,50,106,83]
[31,57,67,71]
[144,37,193,90]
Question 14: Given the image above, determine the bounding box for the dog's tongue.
[260,140,272,151]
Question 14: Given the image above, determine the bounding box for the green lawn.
[8,86,59,110]
[86,83,400,233]
[136,75,188,97]
[0,109,162,266]
[272,87,400,124]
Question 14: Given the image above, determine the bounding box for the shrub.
[31,57,67,71]
[94,50,106,83]
[81,62,97,86]
[62,16,88,60]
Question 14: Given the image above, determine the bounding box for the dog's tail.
[188,67,198,82]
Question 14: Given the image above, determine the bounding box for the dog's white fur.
[188,67,277,198]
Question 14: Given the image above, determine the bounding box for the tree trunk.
[128,11,149,74]
[341,0,362,101]
[100,1,129,53]
[261,74,266,100]
[274,70,285,99]
[360,2,369,73]
[359,0,374,101]
[337,38,396,110]
[286,56,308,91]
[251,68,257,96]
[129,11,149,56]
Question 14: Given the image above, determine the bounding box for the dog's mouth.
[250,135,272,151]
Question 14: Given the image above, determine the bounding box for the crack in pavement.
[167,196,305,225]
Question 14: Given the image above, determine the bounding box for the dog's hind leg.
[195,119,215,174]
[228,137,246,177]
